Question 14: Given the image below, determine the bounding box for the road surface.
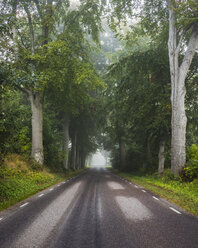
[0,168,198,248]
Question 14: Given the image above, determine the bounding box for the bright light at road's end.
[91,151,106,168]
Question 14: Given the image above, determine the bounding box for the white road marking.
[49,188,54,191]
[129,182,132,184]
[14,182,82,247]
[135,185,139,188]
[0,217,3,221]
[142,190,146,193]
[152,196,159,201]
[38,194,44,198]
[62,182,66,184]
[169,207,181,215]
[20,202,29,208]
[57,184,60,187]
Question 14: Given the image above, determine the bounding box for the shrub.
[160,169,176,182]
[183,144,198,181]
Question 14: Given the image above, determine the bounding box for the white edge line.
[142,190,146,193]
[57,184,60,187]
[152,196,159,201]
[169,207,181,215]
[0,217,3,221]
[49,188,54,191]
[20,202,29,208]
[135,185,139,188]
[38,193,44,197]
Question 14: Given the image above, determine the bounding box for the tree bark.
[118,136,126,170]
[146,136,152,168]
[71,131,77,170]
[63,114,70,170]
[158,139,166,174]
[76,146,80,169]
[81,153,86,169]
[29,91,43,164]
[167,0,198,175]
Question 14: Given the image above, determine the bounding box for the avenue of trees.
[0,0,104,170]
[0,0,198,179]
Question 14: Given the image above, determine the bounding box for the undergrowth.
[0,154,84,211]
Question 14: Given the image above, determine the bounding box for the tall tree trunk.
[158,139,166,174]
[76,146,80,170]
[81,153,86,169]
[118,136,126,170]
[71,131,77,170]
[29,92,43,164]
[63,114,70,170]
[78,152,82,169]
[171,75,187,175]
[146,136,152,168]
[167,0,198,175]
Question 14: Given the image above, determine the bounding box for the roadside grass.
[115,170,198,217]
[0,154,85,211]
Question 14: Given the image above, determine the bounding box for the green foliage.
[160,169,176,181]
[104,38,171,172]
[183,144,198,180]
[0,155,85,211]
[0,89,31,156]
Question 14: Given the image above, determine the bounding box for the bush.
[161,169,176,181]
[183,144,198,181]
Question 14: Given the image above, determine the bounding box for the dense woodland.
[0,0,198,182]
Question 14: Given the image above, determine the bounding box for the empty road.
[0,168,198,248]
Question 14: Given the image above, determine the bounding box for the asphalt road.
[0,168,198,248]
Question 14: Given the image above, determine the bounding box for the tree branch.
[180,25,198,79]
[15,84,31,96]
[32,0,43,19]
[23,3,35,54]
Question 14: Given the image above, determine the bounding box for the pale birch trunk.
[158,139,166,174]
[29,92,43,164]
[167,0,198,175]
[63,114,70,170]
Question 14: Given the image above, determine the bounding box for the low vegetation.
[0,154,84,211]
[117,169,198,217]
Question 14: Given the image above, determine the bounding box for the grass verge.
[0,154,85,211]
[114,170,198,217]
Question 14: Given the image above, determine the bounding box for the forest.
[0,1,198,211]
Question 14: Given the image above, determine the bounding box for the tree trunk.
[71,131,77,170]
[78,152,82,169]
[63,114,70,170]
[81,153,86,169]
[29,92,43,164]
[167,0,198,175]
[146,136,152,168]
[118,136,126,170]
[76,147,80,170]
[171,76,187,175]
[158,139,166,174]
